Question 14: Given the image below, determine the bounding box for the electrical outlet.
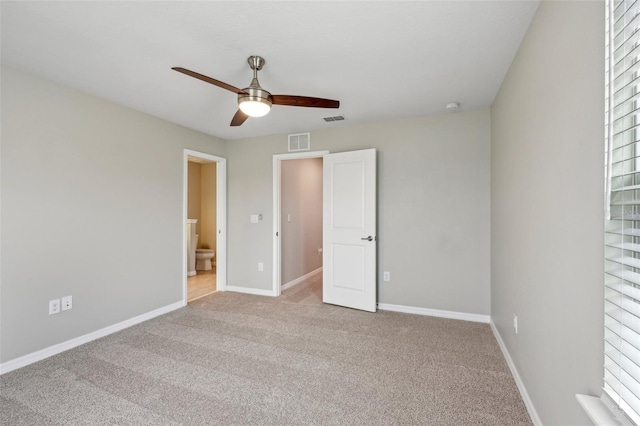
[61,295,72,311]
[513,314,518,334]
[383,271,391,282]
[258,262,264,271]
[49,299,61,315]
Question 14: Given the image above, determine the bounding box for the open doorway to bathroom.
[184,150,226,303]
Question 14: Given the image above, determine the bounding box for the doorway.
[273,148,377,312]
[272,151,328,296]
[183,149,226,304]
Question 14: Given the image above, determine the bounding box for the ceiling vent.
[323,115,346,122]
[288,133,310,152]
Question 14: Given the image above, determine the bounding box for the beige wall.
[187,161,216,251]
[200,163,217,253]
[0,66,226,363]
[187,162,201,235]
[490,1,604,424]
[226,109,491,315]
[281,158,323,284]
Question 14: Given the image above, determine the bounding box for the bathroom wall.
[281,158,323,284]
[187,161,202,235]
[187,161,216,252]
[200,162,217,253]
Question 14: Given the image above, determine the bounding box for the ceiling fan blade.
[230,109,249,126]
[271,95,339,109]
[172,67,248,95]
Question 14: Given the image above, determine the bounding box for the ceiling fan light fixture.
[238,87,272,117]
[239,98,271,117]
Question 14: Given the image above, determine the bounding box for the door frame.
[272,150,329,297]
[183,149,227,304]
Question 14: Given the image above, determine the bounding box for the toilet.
[195,249,215,271]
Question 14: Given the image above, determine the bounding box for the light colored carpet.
[0,275,531,425]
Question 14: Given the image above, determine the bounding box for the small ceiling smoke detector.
[445,102,460,113]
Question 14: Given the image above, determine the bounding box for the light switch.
[287,214,291,223]
[250,214,259,224]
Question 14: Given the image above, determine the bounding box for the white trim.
[215,158,227,292]
[490,320,542,426]
[183,152,189,301]
[273,151,329,161]
[377,303,490,324]
[281,267,323,291]
[272,150,329,298]
[272,155,281,296]
[226,285,275,297]
[576,394,630,426]
[0,301,184,375]
[183,150,227,303]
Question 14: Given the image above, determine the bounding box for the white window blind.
[605,1,640,424]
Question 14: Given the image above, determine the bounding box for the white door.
[323,149,377,312]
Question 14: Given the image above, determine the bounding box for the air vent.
[323,115,346,122]
[288,133,310,152]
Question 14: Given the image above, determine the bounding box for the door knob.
[361,236,374,241]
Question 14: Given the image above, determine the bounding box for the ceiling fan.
[172,56,340,127]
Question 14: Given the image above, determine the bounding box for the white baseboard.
[377,303,490,324]
[226,285,275,297]
[0,300,185,376]
[281,267,323,291]
[490,320,542,426]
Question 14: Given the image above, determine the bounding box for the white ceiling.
[1,1,539,141]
